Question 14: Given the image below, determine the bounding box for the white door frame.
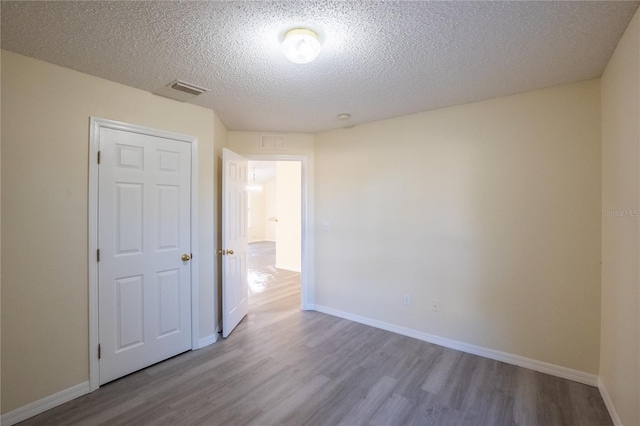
[88,117,199,391]
[245,155,312,310]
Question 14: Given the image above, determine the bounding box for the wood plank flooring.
[20,241,612,425]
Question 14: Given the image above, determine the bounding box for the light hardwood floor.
[20,241,612,425]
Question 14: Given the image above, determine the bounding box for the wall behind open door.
[275,161,302,272]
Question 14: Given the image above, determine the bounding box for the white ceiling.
[2,1,638,133]
[249,161,277,183]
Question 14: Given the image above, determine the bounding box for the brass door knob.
[182,254,191,261]
[227,250,234,255]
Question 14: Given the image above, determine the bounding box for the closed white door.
[98,127,192,385]
[222,148,249,338]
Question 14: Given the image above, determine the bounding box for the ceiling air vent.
[260,135,286,150]
[169,80,209,96]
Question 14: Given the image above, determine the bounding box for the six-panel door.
[98,127,192,385]
[222,148,249,338]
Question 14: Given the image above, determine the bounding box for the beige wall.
[265,178,277,241]
[601,8,640,426]
[0,50,221,413]
[275,161,302,272]
[315,79,602,374]
[248,189,267,242]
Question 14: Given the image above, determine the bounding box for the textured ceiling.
[2,1,638,133]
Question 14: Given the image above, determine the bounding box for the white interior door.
[222,148,249,338]
[98,126,192,385]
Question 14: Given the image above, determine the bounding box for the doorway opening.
[247,160,302,308]
[221,150,311,338]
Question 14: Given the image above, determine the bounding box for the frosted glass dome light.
[282,28,321,64]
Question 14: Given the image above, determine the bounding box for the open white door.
[222,148,249,338]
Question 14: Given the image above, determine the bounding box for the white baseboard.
[314,305,599,387]
[598,378,622,426]
[1,333,220,425]
[2,309,607,426]
[275,263,301,273]
[0,381,90,426]
[195,333,218,349]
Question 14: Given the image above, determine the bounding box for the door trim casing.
[88,117,199,391]
[244,155,312,310]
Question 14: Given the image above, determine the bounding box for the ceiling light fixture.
[337,113,351,121]
[247,167,263,192]
[281,28,321,64]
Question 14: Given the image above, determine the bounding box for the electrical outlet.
[403,294,411,306]
[431,299,441,312]
[321,221,330,231]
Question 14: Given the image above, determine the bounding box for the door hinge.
[97,249,101,262]
[97,150,101,164]
[98,344,101,359]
